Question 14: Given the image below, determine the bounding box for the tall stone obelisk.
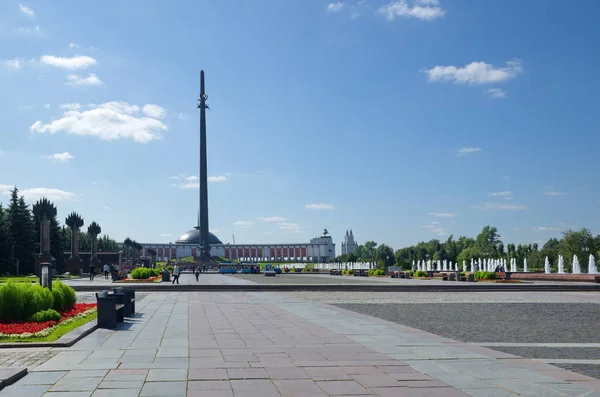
[197,70,211,262]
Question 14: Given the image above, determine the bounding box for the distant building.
[121,228,336,263]
[341,229,358,255]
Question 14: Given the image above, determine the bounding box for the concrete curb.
[0,320,98,349]
[68,284,600,292]
[0,368,27,390]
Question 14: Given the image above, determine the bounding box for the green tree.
[375,244,395,269]
[7,188,36,275]
[0,204,13,274]
[559,229,595,272]
[475,226,502,257]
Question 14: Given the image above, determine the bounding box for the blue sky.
[1,0,599,252]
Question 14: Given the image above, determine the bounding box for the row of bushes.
[131,267,161,280]
[474,271,496,280]
[0,281,76,322]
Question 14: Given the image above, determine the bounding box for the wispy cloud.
[544,191,568,196]
[428,212,456,218]
[533,226,561,232]
[66,73,103,86]
[258,216,287,222]
[3,59,22,69]
[426,59,522,84]
[486,88,506,99]
[160,233,171,237]
[378,0,446,21]
[68,42,79,48]
[489,191,512,197]
[0,186,76,201]
[457,147,482,156]
[208,176,227,183]
[40,55,97,70]
[30,101,167,143]
[233,220,253,228]
[473,202,527,211]
[327,2,344,12]
[305,203,335,210]
[279,222,300,231]
[19,4,34,17]
[42,152,74,162]
[16,26,41,35]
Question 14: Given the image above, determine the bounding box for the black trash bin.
[427,270,434,278]
[162,269,170,282]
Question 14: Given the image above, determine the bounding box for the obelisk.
[197,70,211,262]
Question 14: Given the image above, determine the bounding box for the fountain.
[442,260,447,271]
[572,255,581,274]
[470,259,474,273]
[557,255,565,274]
[589,254,597,274]
[544,256,551,274]
[523,258,528,272]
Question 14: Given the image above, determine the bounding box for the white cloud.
[489,191,512,197]
[68,42,79,48]
[42,152,74,162]
[378,0,445,21]
[43,104,50,109]
[233,220,253,228]
[504,196,513,200]
[4,59,22,69]
[457,147,482,156]
[327,2,344,12]
[259,216,287,222]
[19,4,34,17]
[533,226,561,232]
[40,55,97,70]
[142,104,167,119]
[473,202,527,211]
[103,206,110,211]
[208,176,227,183]
[486,88,507,99]
[428,212,456,218]
[431,221,440,225]
[177,112,189,121]
[60,103,81,110]
[350,12,361,20]
[0,187,76,201]
[305,203,335,210]
[160,233,171,237]
[544,191,568,196]
[185,176,198,181]
[279,222,300,231]
[16,26,41,35]
[30,101,168,143]
[426,59,522,84]
[66,73,103,86]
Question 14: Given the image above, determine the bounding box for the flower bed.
[115,275,162,283]
[0,303,97,339]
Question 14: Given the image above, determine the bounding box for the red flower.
[0,303,97,335]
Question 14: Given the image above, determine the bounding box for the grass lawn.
[0,275,79,284]
[0,311,97,343]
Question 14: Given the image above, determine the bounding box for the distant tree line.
[336,226,600,273]
[0,187,118,275]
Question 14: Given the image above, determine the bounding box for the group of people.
[88,263,119,280]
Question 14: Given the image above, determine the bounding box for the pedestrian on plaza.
[195,268,200,282]
[172,264,181,284]
[103,263,110,279]
[89,264,95,281]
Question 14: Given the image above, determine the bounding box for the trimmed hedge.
[131,267,161,280]
[0,282,54,321]
[414,270,427,277]
[29,309,61,322]
[474,271,496,280]
[52,281,77,311]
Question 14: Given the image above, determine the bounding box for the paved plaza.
[2,274,600,396]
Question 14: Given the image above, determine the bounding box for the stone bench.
[96,290,125,329]
[112,287,135,317]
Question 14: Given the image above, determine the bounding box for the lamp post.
[39,262,52,290]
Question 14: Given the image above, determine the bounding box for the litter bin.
[162,269,170,282]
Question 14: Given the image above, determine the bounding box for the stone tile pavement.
[2,291,599,396]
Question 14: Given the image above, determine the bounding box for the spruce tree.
[7,188,35,275]
[0,204,13,274]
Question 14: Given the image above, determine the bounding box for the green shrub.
[140,269,149,279]
[404,270,414,276]
[0,282,54,321]
[373,269,386,276]
[51,281,77,311]
[166,266,173,272]
[414,270,427,277]
[29,309,61,322]
[474,271,496,280]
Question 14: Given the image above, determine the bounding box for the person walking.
[89,264,95,281]
[103,263,110,279]
[172,264,181,285]
[195,268,200,282]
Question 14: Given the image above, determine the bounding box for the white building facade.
[341,229,358,255]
